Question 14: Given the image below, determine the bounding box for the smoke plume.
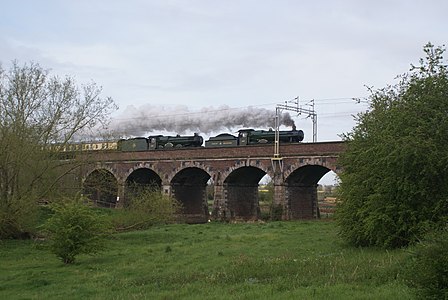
[108,104,295,137]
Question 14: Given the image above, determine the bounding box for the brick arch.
[285,165,331,186]
[167,161,212,184]
[221,160,274,184]
[122,162,162,184]
[284,157,337,180]
[82,164,119,184]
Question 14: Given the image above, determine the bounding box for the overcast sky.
[1,0,447,142]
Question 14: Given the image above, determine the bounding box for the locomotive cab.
[237,129,254,146]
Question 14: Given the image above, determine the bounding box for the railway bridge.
[79,142,345,223]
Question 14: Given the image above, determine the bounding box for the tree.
[0,61,117,238]
[337,43,448,248]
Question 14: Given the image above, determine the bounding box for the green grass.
[0,221,414,299]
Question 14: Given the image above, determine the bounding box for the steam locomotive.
[52,128,304,153]
[118,133,203,151]
[205,128,304,147]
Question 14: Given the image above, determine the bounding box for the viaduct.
[78,142,345,223]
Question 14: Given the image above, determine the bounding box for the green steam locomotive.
[204,128,304,147]
[118,133,204,151]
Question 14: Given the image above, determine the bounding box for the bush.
[406,228,448,299]
[337,43,448,248]
[0,196,38,239]
[113,188,182,231]
[270,204,284,221]
[43,197,110,264]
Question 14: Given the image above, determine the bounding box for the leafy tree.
[337,43,448,248]
[44,197,110,264]
[0,61,117,239]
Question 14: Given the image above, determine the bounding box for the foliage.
[405,228,448,299]
[112,187,182,231]
[0,221,413,299]
[337,43,448,248]
[270,204,284,221]
[0,195,38,239]
[0,61,116,239]
[43,197,110,264]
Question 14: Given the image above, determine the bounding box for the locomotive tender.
[54,128,304,153]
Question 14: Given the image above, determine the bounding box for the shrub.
[270,204,284,221]
[113,188,182,231]
[0,196,38,239]
[337,43,448,248]
[406,228,448,299]
[43,197,110,264]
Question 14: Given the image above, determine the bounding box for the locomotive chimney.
[292,124,296,131]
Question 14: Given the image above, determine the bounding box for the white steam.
[108,104,295,136]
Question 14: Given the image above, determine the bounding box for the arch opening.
[171,167,211,223]
[83,169,118,208]
[224,166,267,220]
[286,165,331,219]
[125,168,162,205]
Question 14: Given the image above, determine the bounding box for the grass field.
[0,221,415,299]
